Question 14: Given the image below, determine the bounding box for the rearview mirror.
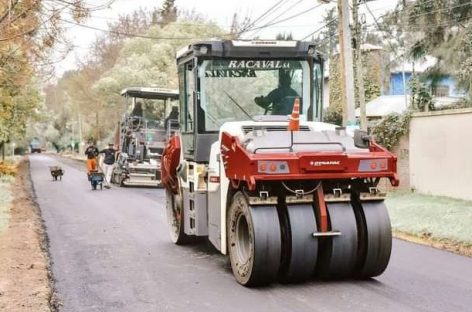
[354,129,370,149]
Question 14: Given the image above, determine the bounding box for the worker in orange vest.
[84,141,99,176]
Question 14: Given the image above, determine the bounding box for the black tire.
[166,188,192,244]
[317,202,358,279]
[353,200,392,278]
[92,182,97,190]
[279,204,318,283]
[227,192,281,286]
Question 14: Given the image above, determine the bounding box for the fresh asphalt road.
[30,154,472,312]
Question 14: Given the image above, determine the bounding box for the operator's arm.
[254,89,279,109]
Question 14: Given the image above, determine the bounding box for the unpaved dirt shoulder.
[0,158,55,312]
[393,230,472,257]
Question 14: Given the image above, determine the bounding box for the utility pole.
[337,0,356,127]
[78,111,83,154]
[96,111,100,145]
[352,0,367,130]
[8,0,12,23]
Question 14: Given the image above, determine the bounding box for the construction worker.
[254,70,299,115]
[164,106,179,130]
[131,101,143,117]
[84,142,99,176]
[99,143,117,189]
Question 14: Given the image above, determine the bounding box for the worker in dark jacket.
[164,106,179,130]
[254,71,299,115]
[131,102,143,117]
[99,143,116,189]
[84,142,99,175]
[130,102,144,129]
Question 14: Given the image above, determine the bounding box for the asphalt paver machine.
[113,87,179,187]
[161,40,399,286]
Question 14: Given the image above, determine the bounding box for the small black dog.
[49,166,64,181]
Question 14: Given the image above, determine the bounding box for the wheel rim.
[235,213,251,265]
[229,196,253,282]
[166,190,182,243]
[228,192,281,286]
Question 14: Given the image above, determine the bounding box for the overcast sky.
[55,0,399,76]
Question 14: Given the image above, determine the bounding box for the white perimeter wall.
[409,108,472,200]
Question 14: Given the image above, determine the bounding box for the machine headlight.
[258,161,289,174]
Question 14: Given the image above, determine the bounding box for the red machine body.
[220,131,399,191]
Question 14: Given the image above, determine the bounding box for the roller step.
[312,231,341,237]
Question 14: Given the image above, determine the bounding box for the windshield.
[126,97,179,129]
[199,59,311,132]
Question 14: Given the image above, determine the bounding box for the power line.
[239,0,287,34]
[247,0,306,36]
[240,3,323,36]
[364,0,396,53]
[397,1,472,21]
[301,18,336,41]
[44,0,117,12]
[363,0,472,53]
[366,0,472,31]
[59,18,228,40]
[84,13,318,28]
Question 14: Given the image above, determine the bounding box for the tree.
[160,0,178,25]
[42,8,227,149]
[0,0,94,154]
[388,0,472,94]
[276,32,293,40]
[229,13,252,39]
[312,7,338,58]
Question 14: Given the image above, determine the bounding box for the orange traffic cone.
[288,97,300,131]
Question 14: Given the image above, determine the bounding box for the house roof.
[361,43,383,51]
[355,95,410,117]
[390,55,437,74]
[355,95,463,117]
[432,96,462,107]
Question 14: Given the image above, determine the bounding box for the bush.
[323,106,342,125]
[371,112,412,150]
[0,162,17,176]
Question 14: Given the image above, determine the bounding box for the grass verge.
[0,175,14,233]
[386,191,472,256]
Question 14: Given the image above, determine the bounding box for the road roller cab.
[161,40,398,286]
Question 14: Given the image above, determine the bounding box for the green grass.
[386,191,472,245]
[0,175,14,233]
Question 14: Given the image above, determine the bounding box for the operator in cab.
[164,106,179,130]
[131,102,143,117]
[254,70,299,115]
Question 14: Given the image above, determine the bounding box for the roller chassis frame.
[163,131,396,285]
